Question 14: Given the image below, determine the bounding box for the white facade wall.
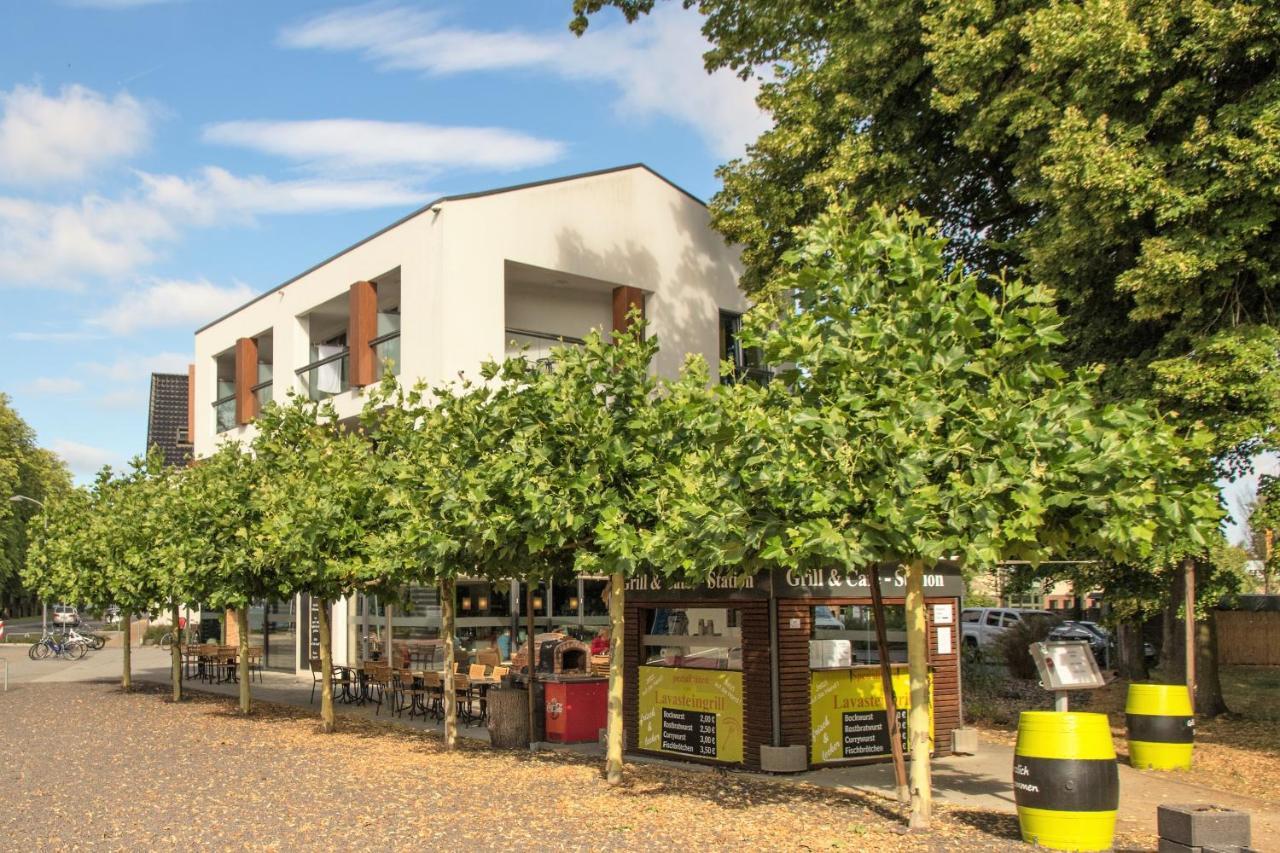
[194,166,747,457]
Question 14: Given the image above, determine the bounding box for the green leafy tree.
[0,393,72,615]
[651,208,1221,828]
[253,394,385,732]
[181,441,279,714]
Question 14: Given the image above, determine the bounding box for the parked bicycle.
[159,624,199,652]
[28,630,87,661]
[65,626,106,651]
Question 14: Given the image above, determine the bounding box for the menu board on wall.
[810,668,933,763]
[309,599,320,662]
[638,666,743,763]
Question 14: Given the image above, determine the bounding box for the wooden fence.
[1217,611,1280,666]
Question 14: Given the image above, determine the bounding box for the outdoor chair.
[468,664,487,680]
[395,670,429,720]
[422,671,444,720]
[453,674,474,725]
[247,646,264,683]
[366,663,391,714]
[491,665,509,682]
[309,657,324,704]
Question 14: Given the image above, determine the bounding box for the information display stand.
[1029,640,1107,710]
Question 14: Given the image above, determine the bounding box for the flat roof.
[195,163,706,334]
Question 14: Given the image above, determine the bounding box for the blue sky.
[0,0,766,478]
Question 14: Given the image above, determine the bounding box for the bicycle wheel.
[92,635,106,651]
[31,641,50,660]
[66,641,87,660]
[159,633,172,652]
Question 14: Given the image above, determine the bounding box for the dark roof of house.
[146,372,192,468]
[195,163,706,334]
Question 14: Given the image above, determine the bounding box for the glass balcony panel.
[297,352,349,401]
[373,335,400,380]
[254,382,273,409]
[214,397,236,433]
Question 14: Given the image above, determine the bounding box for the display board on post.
[1029,640,1107,711]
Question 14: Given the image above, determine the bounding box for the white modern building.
[189,164,753,673]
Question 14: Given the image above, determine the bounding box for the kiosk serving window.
[641,606,742,670]
[810,604,907,665]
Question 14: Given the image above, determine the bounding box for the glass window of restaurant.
[355,577,622,664]
[810,603,907,665]
[642,606,742,670]
[247,598,298,672]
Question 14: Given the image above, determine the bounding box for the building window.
[811,604,907,665]
[642,606,742,670]
[719,311,770,385]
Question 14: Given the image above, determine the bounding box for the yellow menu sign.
[638,666,744,764]
[810,668,933,764]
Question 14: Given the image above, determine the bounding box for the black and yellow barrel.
[1126,683,1194,770]
[1013,711,1118,852]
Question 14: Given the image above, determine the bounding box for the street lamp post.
[9,495,47,633]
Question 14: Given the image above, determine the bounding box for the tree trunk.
[121,611,132,693]
[319,598,335,733]
[526,578,536,748]
[1116,620,1148,682]
[606,572,625,786]
[442,577,457,751]
[1194,613,1229,717]
[905,559,931,830]
[868,565,908,804]
[237,606,250,715]
[170,603,183,702]
[1183,558,1196,708]
[1160,569,1185,682]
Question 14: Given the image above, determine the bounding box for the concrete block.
[760,745,808,773]
[951,727,979,755]
[1158,804,1251,849]
[1157,840,1196,853]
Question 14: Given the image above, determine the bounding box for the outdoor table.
[334,665,361,704]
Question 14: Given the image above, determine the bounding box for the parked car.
[961,607,1054,654]
[1048,621,1110,661]
[51,604,80,627]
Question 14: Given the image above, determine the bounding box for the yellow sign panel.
[638,666,744,764]
[810,668,933,764]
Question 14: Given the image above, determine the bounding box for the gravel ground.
[0,681,1066,853]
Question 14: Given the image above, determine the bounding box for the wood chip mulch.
[0,681,1086,852]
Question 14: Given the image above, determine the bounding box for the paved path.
[4,646,1276,850]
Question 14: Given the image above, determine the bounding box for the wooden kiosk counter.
[622,563,964,773]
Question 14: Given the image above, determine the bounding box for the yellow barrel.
[1013,711,1118,852]
[1126,683,1194,770]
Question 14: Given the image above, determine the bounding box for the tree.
[649,207,1221,828]
[182,441,278,714]
[0,394,71,616]
[253,394,385,732]
[1246,474,1280,595]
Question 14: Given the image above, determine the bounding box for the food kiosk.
[623,563,964,772]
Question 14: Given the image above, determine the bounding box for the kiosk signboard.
[810,668,933,763]
[638,666,744,763]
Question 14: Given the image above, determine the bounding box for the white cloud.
[136,166,426,222]
[0,84,152,185]
[21,377,85,395]
[0,193,174,285]
[280,4,769,158]
[47,439,121,478]
[204,119,565,173]
[82,351,190,383]
[0,168,427,287]
[90,278,256,335]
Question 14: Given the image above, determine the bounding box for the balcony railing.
[296,349,349,401]
[252,379,273,410]
[504,328,585,370]
[213,395,236,433]
[372,330,401,380]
